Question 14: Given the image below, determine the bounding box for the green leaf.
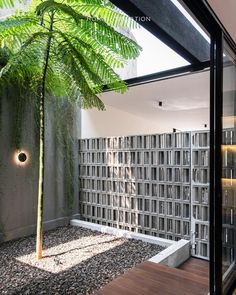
[0,15,38,49]
[0,0,15,8]
[0,18,29,29]
[73,3,139,30]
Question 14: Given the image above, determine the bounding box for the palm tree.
[0,0,141,259]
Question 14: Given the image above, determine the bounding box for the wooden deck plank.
[126,267,207,295]
[179,258,209,278]
[94,259,209,295]
[138,260,209,285]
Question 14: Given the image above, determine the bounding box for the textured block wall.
[78,131,210,259]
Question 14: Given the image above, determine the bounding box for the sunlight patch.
[16,235,124,274]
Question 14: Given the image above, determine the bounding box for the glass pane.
[222,40,236,292]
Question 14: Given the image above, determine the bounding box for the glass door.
[221,39,236,294]
[178,3,236,294]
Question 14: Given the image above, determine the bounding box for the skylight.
[113,0,210,81]
[131,26,190,77]
[116,24,189,80]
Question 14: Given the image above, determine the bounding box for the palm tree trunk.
[36,13,54,260]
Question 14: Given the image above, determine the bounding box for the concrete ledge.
[70,219,175,248]
[148,239,190,267]
[71,213,81,220]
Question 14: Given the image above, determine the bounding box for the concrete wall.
[81,105,209,138]
[0,92,80,242]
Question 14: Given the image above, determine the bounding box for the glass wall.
[222,40,236,293]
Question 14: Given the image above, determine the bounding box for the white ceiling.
[207,0,236,43]
[101,70,210,121]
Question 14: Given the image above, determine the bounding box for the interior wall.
[81,105,209,139]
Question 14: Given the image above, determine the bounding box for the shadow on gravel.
[0,226,102,257]
[43,237,121,259]
[1,241,153,295]
[0,226,164,295]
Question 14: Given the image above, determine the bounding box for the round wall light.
[14,150,29,166]
[18,152,27,163]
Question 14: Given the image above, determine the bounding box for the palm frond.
[67,18,141,60]
[0,18,29,29]
[56,31,105,88]
[55,30,128,94]
[0,16,38,49]
[66,23,127,68]
[1,0,141,108]
[0,40,45,95]
[22,31,52,48]
[53,39,105,109]
[73,3,139,29]
[36,0,141,60]
[36,0,88,22]
[0,0,16,8]
[66,0,115,8]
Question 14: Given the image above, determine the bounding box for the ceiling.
[207,0,236,43]
[101,70,210,121]
[101,63,236,121]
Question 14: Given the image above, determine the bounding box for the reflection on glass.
[222,41,236,292]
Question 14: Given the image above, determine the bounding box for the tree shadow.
[0,225,103,257]
[43,237,121,259]
[0,236,162,295]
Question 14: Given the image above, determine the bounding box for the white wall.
[81,106,159,138]
[81,105,209,139]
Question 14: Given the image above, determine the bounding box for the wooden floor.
[95,258,209,295]
[179,257,209,277]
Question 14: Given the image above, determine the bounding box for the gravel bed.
[0,226,164,295]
